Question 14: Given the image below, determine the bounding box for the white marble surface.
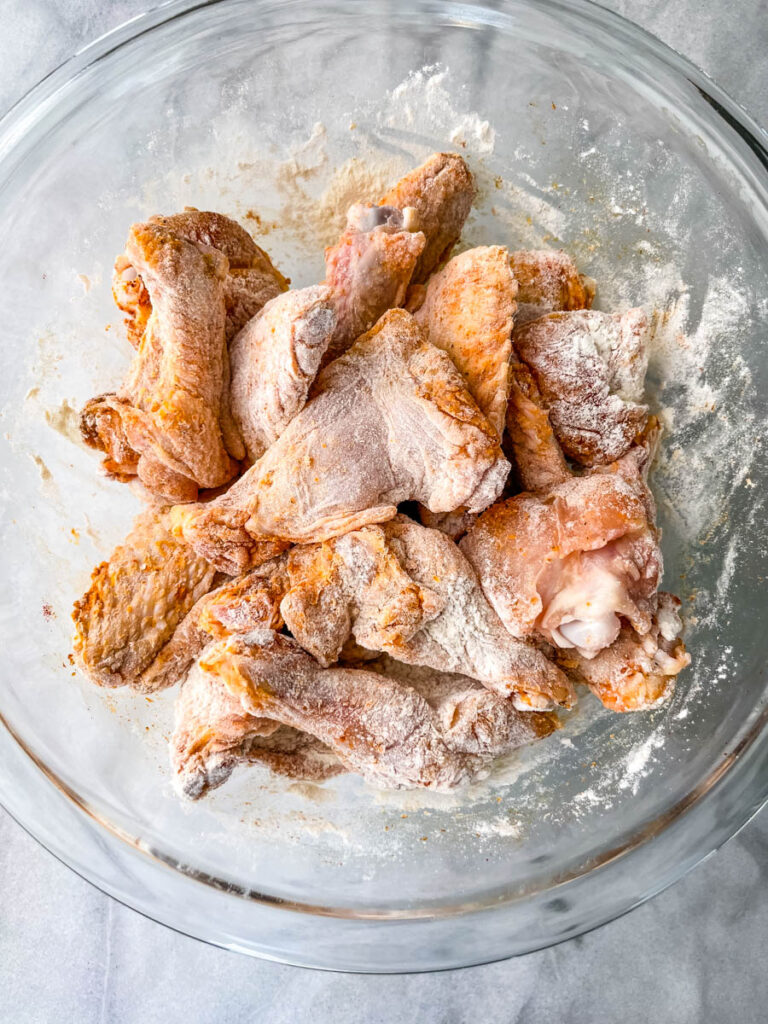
[1,1,767,1019]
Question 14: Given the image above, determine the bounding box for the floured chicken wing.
[198,630,526,790]
[414,246,517,439]
[323,204,425,364]
[504,356,570,494]
[83,220,242,501]
[514,308,650,465]
[509,249,595,326]
[229,286,337,462]
[557,593,690,711]
[113,209,289,345]
[72,508,217,690]
[460,447,662,661]
[171,662,342,799]
[360,656,559,756]
[174,310,510,574]
[196,514,574,710]
[380,152,477,283]
[413,245,517,538]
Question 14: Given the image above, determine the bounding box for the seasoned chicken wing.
[173,647,559,799]
[72,508,217,690]
[509,249,595,325]
[196,514,574,710]
[360,656,559,755]
[229,285,337,462]
[504,356,570,494]
[414,246,517,439]
[380,152,476,282]
[514,308,650,465]
[83,220,242,501]
[113,209,289,344]
[413,245,517,537]
[322,204,425,364]
[171,662,342,799]
[460,448,662,660]
[174,310,510,574]
[557,593,690,711]
[197,630,525,790]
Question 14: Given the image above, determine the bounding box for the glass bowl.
[0,0,766,972]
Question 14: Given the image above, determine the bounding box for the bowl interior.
[0,0,766,950]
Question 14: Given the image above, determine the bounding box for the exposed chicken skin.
[509,249,596,326]
[322,204,425,364]
[557,593,690,711]
[174,310,510,575]
[71,508,217,690]
[514,308,650,466]
[229,286,337,462]
[380,152,477,283]
[195,515,574,710]
[197,630,534,790]
[171,662,342,799]
[112,209,289,345]
[504,357,570,494]
[414,246,518,439]
[460,449,662,661]
[83,220,242,501]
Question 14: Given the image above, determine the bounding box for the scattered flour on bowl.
[383,66,496,155]
[619,730,667,795]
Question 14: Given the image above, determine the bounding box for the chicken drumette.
[465,391,689,711]
[89,211,289,501]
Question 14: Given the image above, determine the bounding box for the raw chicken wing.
[380,152,476,282]
[174,310,510,574]
[72,508,217,690]
[197,630,526,790]
[229,285,337,461]
[514,308,650,465]
[83,220,242,500]
[509,249,595,325]
[460,449,662,660]
[113,209,288,344]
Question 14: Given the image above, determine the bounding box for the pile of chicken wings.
[72,153,690,799]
